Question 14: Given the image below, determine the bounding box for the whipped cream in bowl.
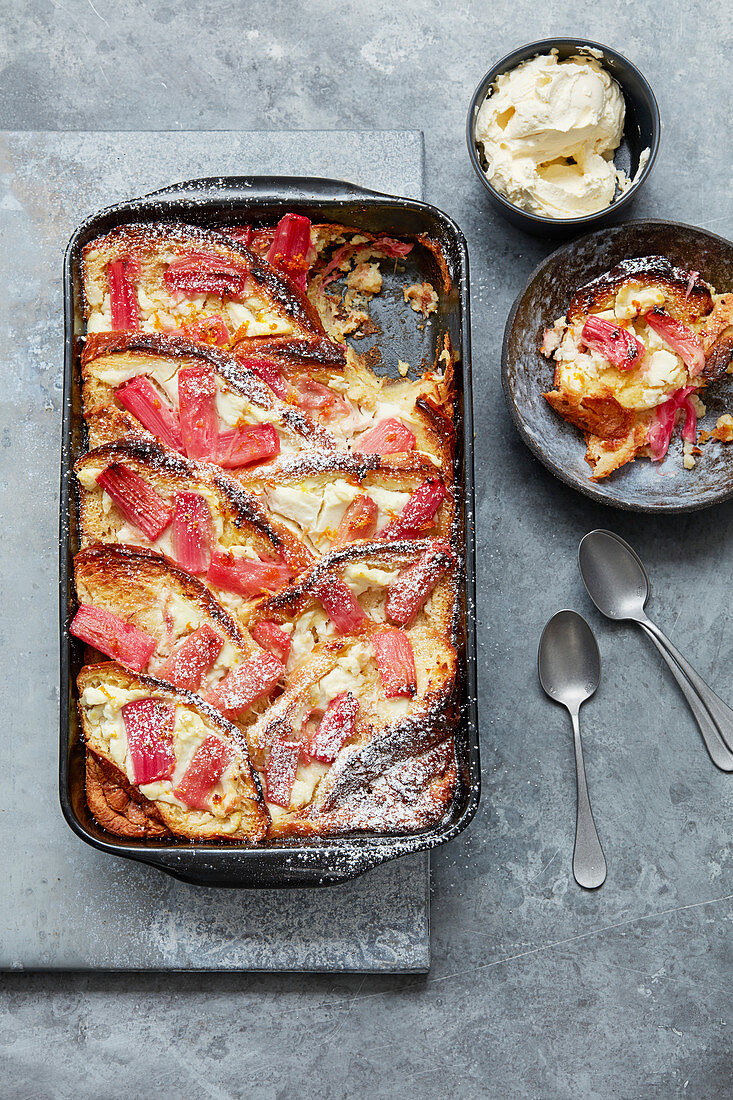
[467,39,659,233]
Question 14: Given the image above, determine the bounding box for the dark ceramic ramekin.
[467,38,660,237]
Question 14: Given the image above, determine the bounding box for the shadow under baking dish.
[60,175,480,888]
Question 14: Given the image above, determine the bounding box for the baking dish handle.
[143,175,398,206]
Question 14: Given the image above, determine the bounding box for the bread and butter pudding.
[70,214,462,843]
[541,257,733,479]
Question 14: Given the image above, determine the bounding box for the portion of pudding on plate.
[541,256,733,478]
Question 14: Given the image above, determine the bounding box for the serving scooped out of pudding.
[541,256,733,479]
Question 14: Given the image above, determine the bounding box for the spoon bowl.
[538,609,601,711]
[578,529,649,621]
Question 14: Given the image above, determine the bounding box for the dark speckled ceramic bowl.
[502,220,733,513]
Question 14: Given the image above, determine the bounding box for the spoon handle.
[638,621,733,771]
[570,710,607,889]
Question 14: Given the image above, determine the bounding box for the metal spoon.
[538,610,607,890]
[578,529,733,772]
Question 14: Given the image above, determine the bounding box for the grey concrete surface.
[0,128,432,973]
[1,1,731,1097]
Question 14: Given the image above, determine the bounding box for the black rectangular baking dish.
[60,176,479,887]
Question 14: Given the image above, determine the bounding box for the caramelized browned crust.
[82,330,336,378]
[231,335,346,367]
[566,257,714,324]
[584,421,651,481]
[544,390,635,439]
[416,394,455,453]
[85,750,171,838]
[700,414,733,444]
[82,221,326,338]
[234,449,439,484]
[315,686,458,811]
[700,293,733,381]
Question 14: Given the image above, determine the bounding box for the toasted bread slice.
[74,440,313,588]
[543,390,637,440]
[80,331,453,469]
[230,339,455,466]
[78,662,269,841]
[73,545,261,685]
[267,738,458,837]
[249,539,458,647]
[582,421,652,480]
[82,221,326,341]
[229,333,346,367]
[566,257,714,325]
[80,332,337,455]
[233,452,454,556]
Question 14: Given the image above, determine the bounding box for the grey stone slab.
[0,127,430,973]
[1,1,732,1097]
